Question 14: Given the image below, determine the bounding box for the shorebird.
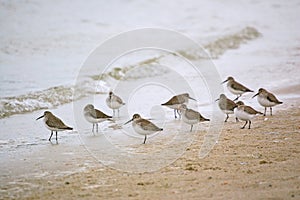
[252,88,283,116]
[106,91,125,117]
[83,104,113,133]
[222,76,253,100]
[36,111,73,141]
[234,103,263,129]
[161,93,196,119]
[216,94,238,122]
[124,114,163,144]
[178,104,210,132]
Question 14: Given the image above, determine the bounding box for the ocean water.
[0,0,300,194]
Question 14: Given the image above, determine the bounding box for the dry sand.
[2,99,300,200]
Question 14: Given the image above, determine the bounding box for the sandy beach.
[1,0,300,199]
[1,98,298,199]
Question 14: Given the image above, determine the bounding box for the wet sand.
[2,99,299,199]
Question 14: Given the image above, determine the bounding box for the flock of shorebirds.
[36,77,283,144]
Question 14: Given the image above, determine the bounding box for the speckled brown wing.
[136,119,162,132]
[46,114,72,130]
[243,106,263,115]
[267,92,282,104]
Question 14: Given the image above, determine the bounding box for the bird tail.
[64,127,73,130]
[204,118,210,121]
[278,101,283,104]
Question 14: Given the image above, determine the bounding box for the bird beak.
[36,115,44,120]
[221,79,228,84]
[124,118,133,125]
[215,98,219,102]
[189,96,196,101]
[252,93,259,98]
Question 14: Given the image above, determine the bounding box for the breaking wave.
[0,27,261,119]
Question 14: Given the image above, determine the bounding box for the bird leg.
[49,131,53,141]
[96,123,99,133]
[55,131,58,141]
[264,107,266,116]
[143,135,147,144]
[235,117,239,122]
[174,109,177,119]
[270,107,272,116]
[225,114,229,122]
[241,121,248,129]
[248,120,251,129]
[92,124,95,132]
[190,124,193,132]
[176,109,182,119]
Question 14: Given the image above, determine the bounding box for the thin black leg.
[236,117,239,122]
[264,107,266,116]
[96,123,99,132]
[143,135,147,144]
[241,121,248,129]
[92,124,95,132]
[55,131,58,140]
[225,114,229,122]
[248,120,251,129]
[190,124,193,132]
[49,131,53,141]
[174,109,177,119]
[270,107,272,116]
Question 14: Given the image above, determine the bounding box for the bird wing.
[137,119,162,132]
[267,93,282,104]
[185,109,201,120]
[220,99,237,111]
[94,109,112,119]
[243,106,263,115]
[162,95,185,105]
[230,82,252,92]
[115,95,125,105]
[46,115,72,129]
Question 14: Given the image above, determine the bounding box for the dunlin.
[36,111,73,141]
[124,114,163,144]
[106,91,125,117]
[179,104,210,132]
[252,88,283,116]
[234,103,263,129]
[222,76,253,100]
[83,104,113,133]
[216,94,237,122]
[161,93,196,119]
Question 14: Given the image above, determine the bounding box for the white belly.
[257,96,276,107]
[222,109,234,115]
[182,114,198,125]
[84,114,106,124]
[234,108,255,121]
[132,123,156,136]
[106,99,123,109]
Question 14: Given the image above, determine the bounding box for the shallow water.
[1,0,300,193]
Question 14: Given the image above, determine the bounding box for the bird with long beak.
[222,76,253,101]
[106,91,125,117]
[161,93,196,119]
[36,111,73,141]
[83,104,113,133]
[124,114,163,144]
[234,102,263,129]
[252,88,283,116]
[216,94,238,122]
[178,104,210,132]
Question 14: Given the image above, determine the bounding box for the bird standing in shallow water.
[161,93,196,119]
[178,104,210,132]
[106,91,125,117]
[222,76,253,101]
[83,104,113,133]
[36,111,73,141]
[124,114,163,144]
[252,88,283,116]
[216,94,238,122]
[234,103,263,129]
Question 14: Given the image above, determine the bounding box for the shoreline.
[1,97,299,199]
